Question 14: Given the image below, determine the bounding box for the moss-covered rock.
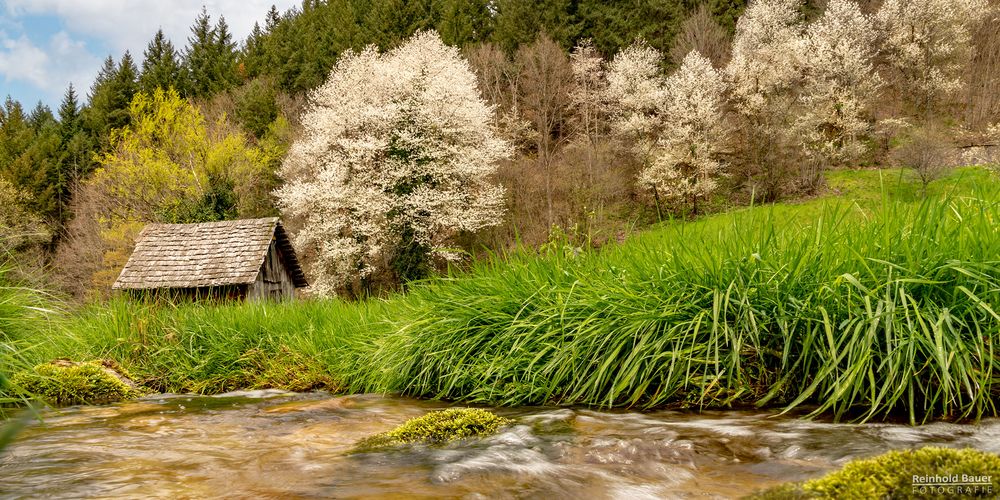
[358,408,512,450]
[750,447,1000,499]
[11,360,142,406]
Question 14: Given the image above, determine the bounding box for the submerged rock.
[750,446,1000,499]
[11,359,142,406]
[358,408,513,450]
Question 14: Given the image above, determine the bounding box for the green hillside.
[5,167,1000,423]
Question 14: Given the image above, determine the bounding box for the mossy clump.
[750,447,1000,499]
[11,360,141,406]
[358,408,512,450]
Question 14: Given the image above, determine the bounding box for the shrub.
[751,447,1000,499]
[12,361,141,406]
[357,408,512,450]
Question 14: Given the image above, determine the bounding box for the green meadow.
[3,167,999,424]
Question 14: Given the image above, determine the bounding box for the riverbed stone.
[357,408,513,449]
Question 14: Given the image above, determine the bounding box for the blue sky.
[0,0,299,110]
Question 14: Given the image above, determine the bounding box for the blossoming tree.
[606,41,666,160]
[794,0,882,183]
[725,0,805,199]
[877,0,988,117]
[640,51,729,215]
[277,31,510,295]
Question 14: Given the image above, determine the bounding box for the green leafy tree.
[233,77,278,139]
[76,88,281,290]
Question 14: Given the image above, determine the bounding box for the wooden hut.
[112,217,308,301]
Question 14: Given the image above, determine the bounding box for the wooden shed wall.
[247,240,297,301]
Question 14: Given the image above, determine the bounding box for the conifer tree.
[1,102,61,224]
[213,15,240,89]
[139,29,184,94]
[240,22,268,79]
[55,85,94,221]
[184,8,218,97]
[84,53,138,144]
[109,52,139,131]
[265,5,282,31]
[438,0,493,45]
[57,85,81,138]
[492,0,576,53]
[0,98,33,178]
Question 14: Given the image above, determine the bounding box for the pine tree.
[82,56,118,141]
[183,9,240,96]
[437,0,493,46]
[139,29,183,94]
[240,22,268,79]
[108,51,139,131]
[55,84,94,222]
[265,5,282,31]
[28,102,55,131]
[84,53,138,147]
[184,8,217,97]
[89,56,117,100]
[213,15,240,89]
[0,98,32,173]
[492,0,576,53]
[0,101,61,224]
[57,84,81,138]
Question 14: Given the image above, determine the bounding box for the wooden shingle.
[112,217,308,290]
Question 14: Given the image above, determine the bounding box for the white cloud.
[1,0,299,105]
[0,32,50,88]
[4,0,299,54]
[0,29,98,98]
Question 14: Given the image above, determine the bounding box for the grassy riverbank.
[5,168,1000,423]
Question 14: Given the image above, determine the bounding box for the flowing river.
[2,391,999,499]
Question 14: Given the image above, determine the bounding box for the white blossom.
[277,31,510,295]
[640,51,729,210]
[877,0,988,113]
[605,41,667,144]
[795,0,882,166]
[727,0,805,116]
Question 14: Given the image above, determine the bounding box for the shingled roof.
[113,217,308,290]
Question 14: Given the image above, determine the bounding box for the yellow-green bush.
[358,408,512,449]
[750,447,1000,499]
[12,361,141,406]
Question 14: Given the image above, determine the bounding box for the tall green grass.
[34,299,384,394]
[13,169,1000,423]
[359,180,1000,423]
[0,263,50,452]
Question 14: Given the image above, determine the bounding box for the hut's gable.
[113,218,307,293]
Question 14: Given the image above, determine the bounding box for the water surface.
[3,392,999,498]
